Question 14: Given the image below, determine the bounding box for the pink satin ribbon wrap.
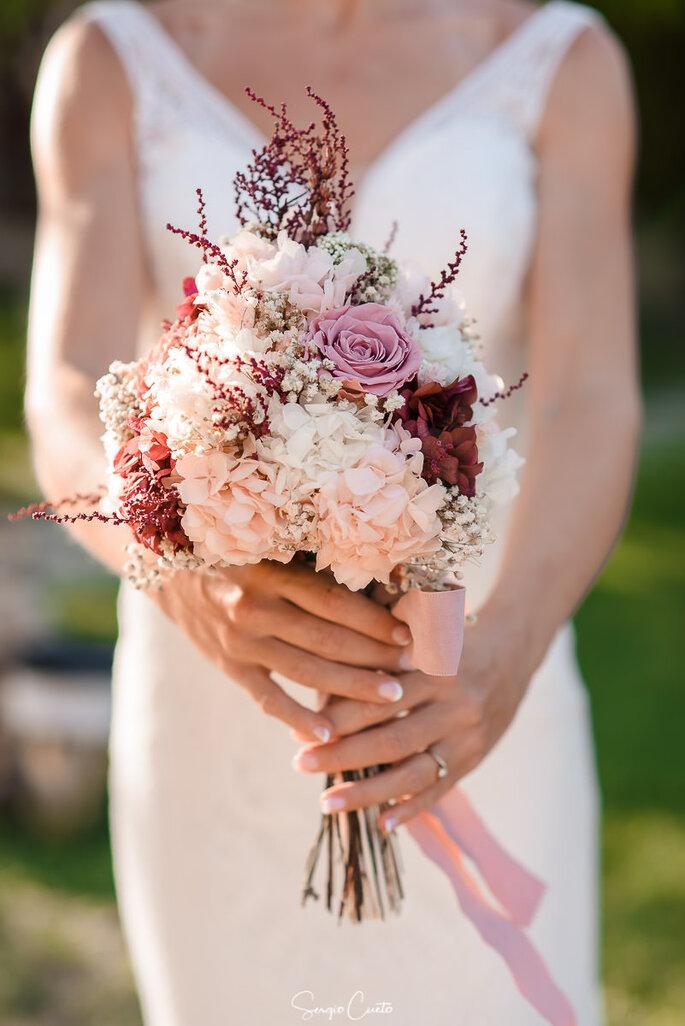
[391,587,577,1026]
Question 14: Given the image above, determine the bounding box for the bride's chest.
[136,112,538,345]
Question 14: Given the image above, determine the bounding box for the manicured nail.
[321,794,346,813]
[378,679,403,702]
[292,751,320,771]
[398,652,415,671]
[384,815,399,832]
[392,624,412,645]
[313,725,331,743]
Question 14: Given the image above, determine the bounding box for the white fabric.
[79,1,605,1022]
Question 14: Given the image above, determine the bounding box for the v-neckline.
[128,0,555,201]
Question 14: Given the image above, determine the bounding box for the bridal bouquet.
[16,89,525,923]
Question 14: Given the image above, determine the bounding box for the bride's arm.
[25,17,414,742]
[291,24,642,819]
[480,21,642,672]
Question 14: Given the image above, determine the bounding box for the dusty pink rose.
[307,303,422,397]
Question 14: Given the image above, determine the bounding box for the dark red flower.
[118,471,190,556]
[418,424,483,496]
[113,424,189,555]
[399,375,477,436]
[397,374,483,494]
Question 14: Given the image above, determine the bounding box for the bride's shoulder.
[537,12,637,164]
[30,8,131,183]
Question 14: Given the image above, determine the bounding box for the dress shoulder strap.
[456,1,606,142]
[73,1,248,151]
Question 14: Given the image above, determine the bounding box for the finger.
[256,638,406,704]
[377,734,489,831]
[319,674,437,737]
[317,750,445,814]
[291,701,448,774]
[235,663,337,741]
[378,773,456,832]
[266,598,413,675]
[271,562,412,648]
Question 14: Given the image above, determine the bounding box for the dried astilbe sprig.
[234,86,355,246]
[412,228,468,323]
[167,188,249,295]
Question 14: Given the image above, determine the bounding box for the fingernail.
[321,794,346,813]
[398,652,415,671]
[378,679,403,702]
[384,815,399,832]
[313,725,331,743]
[392,624,412,645]
[292,751,320,771]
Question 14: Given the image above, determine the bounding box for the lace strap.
[455,1,606,141]
[74,1,256,150]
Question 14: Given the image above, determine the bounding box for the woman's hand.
[290,612,532,830]
[151,558,414,744]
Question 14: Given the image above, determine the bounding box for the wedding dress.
[77,2,605,1023]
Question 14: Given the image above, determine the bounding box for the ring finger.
[317,745,452,815]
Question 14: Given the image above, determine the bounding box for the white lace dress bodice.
[75,2,605,1023]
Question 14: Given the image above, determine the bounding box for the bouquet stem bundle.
[301,765,404,922]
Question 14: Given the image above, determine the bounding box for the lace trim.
[78,0,604,159]
[446,1,605,140]
[76,0,259,155]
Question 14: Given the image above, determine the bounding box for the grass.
[573,433,685,1025]
[0,286,684,1024]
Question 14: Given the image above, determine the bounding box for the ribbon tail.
[405,810,577,1026]
[430,786,544,926]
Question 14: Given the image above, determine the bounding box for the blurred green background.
[0,1,684,1024]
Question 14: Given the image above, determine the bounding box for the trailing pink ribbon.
[391,586,577,1026]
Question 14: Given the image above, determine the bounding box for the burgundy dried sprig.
[346,263,378,304]
[8,490,107,523]
[176,342,286,437]
[383,220,398,255]
[412,229,468,320]
[234,86,355,246]
[481,372,529,406]
[196,187,208,263]
[166,188,248,295]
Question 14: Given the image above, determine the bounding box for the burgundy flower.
[419,425,483,496]
[119,472,190,556]
[399,375,477,436]
[113,423,190,555]
[398,375,483,495]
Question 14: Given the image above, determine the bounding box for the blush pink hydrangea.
[313,426,446,590]
[175,451,291,566]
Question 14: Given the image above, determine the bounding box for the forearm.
[27,382,132,578]
[479,392,642,675]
